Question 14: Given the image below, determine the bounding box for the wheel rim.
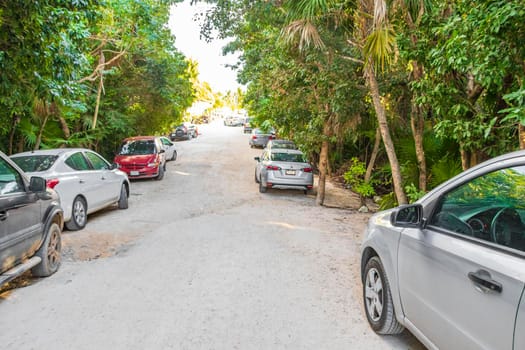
[365,267,384,322]
[73,199,86,226]
[47,227,61,269]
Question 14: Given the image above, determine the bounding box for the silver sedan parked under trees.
[11,148,130,231]
[254,148,314,194]
[361,150,525,350]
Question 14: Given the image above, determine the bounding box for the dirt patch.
[61,230,140,262]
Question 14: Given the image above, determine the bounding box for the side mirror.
[29,176,47,193]
[254,157,260,162]
[159,149,165,153]
[390,204,424,228]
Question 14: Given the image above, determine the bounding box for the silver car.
[11,148,130,231]
[265,139,297,150]
[249,128,275,148]
[159,136,177,161]
[361,150,525,349]
[254,149,314,194]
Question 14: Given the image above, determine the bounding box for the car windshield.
[11,155,58,172]
[119,140,156,155]
[271,153,306,163]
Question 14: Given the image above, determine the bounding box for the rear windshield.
[119,140,156,155]
[271,153,306,163]
[11,155,58,172]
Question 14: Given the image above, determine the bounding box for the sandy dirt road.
[0,121,424,349]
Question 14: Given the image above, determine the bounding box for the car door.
[159,137,175,160]
[83,151,121,205]
[0,156,42,272]
[398,165,525,349]
[63,151,103,211]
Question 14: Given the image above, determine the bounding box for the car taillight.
[267,165,280,171]
[46,178,60,189]
[302,167,313,173]
[252,135,257,139]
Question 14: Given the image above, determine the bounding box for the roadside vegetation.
[1,1,524,208]
[197,0,525,207]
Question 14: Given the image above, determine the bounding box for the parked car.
[159,136,177,161]
[243,118,253,134]
[254,148,314,194]
[11,148,130,231]
[249,128,275,148]
[114,136,167,181]
[361,150,525,350]
[170,122,198,140]
[224,115,244,126]
[265,139,297,150]
[0,151,63,286]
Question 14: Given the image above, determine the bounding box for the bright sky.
[168,1,242,94]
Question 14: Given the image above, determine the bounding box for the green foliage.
[343,158,375,202]
[404,183,426,203]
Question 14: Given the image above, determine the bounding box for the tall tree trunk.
[92,51,105,129]
[366,65,407,205]
[411,104,426,192]
[316,118,332,206]
[8,114,20,155]
[460,147,469,170]
[34,114,49,151]
[518,123,525,149]
[365,127,381,183]
[58,116,71,147]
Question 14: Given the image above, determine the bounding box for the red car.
[113,136,166,180]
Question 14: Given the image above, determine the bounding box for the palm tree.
[282,0,408,204]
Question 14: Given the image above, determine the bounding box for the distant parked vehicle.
[170,122,198,140]
[0,150,63,286]
[249,128,275,148]
[114,136,167,181]
[254,148,314,194]
[224,115,244,126]
[265,139,297,150]
[11,148,130,231]
[159,136,177,161]
[243,118,253,134]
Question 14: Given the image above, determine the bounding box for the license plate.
[285,170,296,175]
[130,171,139,176]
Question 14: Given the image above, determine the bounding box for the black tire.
[255,171,260,183]
[363,256,404,335]
[32,222,61,277]
[171,150,177,161]
[65,196,87,231]
[187,133,192,140]
[117,184,128,209]
[259,181,267,193]
[156,164,165,180]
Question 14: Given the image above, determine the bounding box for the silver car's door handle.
[0,211,7,221]
[468,270,502,294]
[79,179,85,184]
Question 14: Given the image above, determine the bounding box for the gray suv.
[0,151,63,287]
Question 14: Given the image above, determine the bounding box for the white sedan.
[11,148,130,231]
[159,136,177,161]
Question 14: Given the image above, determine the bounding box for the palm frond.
[363,25,396,72]
[282,19,326,50]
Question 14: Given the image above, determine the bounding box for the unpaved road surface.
[0,121,424,349]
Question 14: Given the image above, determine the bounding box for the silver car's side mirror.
[254,157,260,162]
[390,204,423,228]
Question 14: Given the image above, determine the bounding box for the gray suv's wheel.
[363,256,404,334]
[32,222,62,277]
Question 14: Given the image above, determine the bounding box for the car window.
[119,140,156,155]
[271,153,305,163]
[65,152,91,171]
[430,165,525,252]
[0,157,24,195]
[160,138,172,146]
[84,151,110,170]
[11,155,58,172]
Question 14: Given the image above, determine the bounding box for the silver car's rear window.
[271,153,306,162]
[11,155,58,172]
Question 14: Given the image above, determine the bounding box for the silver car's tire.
[117,184,128,209]
[65,196,87,231]
[32,222,61,277]
[255,171,260,183]
[171,150,177,161]
[363,256,404,335]
[259,181,267,193]
[156,165,165,180]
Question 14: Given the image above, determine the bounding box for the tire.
[117,184,128,209]
[363,256,404,335]
[171,150,177,161]
[259,180,267,193]
[255,170,260,183]
[156,164,165,180]
[65,196,87,231]
[187,133,192,140]
[32,222,61,277]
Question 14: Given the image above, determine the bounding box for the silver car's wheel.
[363,256,404,334]
[65,196,87,231]
[259,180,267,193]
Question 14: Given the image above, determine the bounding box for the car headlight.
[147,162,158,167]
